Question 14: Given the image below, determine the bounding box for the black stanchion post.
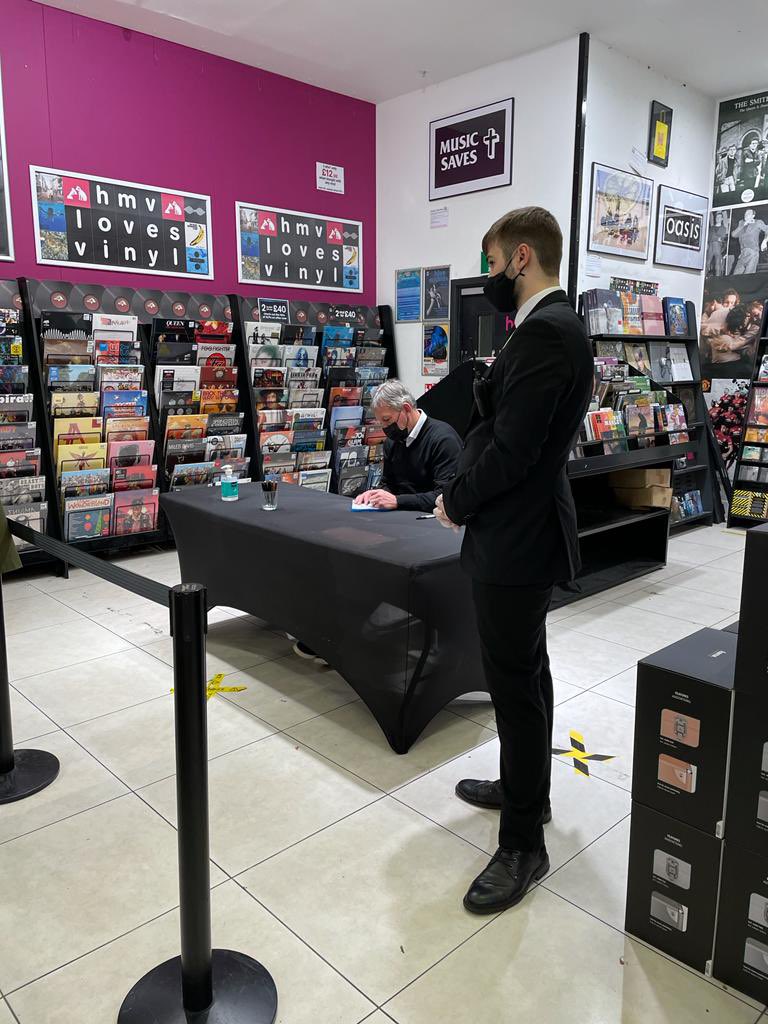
[0,575,60,803]
[118,583,278,1023]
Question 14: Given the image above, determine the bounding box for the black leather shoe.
[455,779,552,823]
[463,846,550,914]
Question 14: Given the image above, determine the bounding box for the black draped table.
[162,485,486,752]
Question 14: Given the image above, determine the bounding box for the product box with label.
[734,524,768,696]
[632,628,735,835]
[626,802,722,973]
[713,841,768,1003]
[724,692,768,858]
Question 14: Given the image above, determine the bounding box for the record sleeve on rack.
[114,489,159,535]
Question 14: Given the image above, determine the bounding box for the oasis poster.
[236,202,363,292]
[30,166,213,279]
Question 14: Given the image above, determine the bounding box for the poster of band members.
[702,90,768,469]
[236,202,363,292]
[30,167,213,279]
[0,61,14,261]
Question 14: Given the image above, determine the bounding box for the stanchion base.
[118,949,278,1023]
[0,749,60,804]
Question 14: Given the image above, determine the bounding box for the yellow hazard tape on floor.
[170,673,247,701]
[552,729,615,777]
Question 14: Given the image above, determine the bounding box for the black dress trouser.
[471,579,554,852]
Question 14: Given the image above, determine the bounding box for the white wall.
[376,38,580,395]
[578,40,717,317]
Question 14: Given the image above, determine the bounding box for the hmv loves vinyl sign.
[30,166,213,279]
[429,98,514,201]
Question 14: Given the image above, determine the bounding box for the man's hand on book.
[355,489,397,509]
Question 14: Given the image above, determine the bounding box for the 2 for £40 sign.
[236,202,363,292]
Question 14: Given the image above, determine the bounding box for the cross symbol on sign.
[484,127,501,161]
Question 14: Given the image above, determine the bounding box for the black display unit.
[725,300,768,530]
[586,301,715,534]
[229,294,397,486]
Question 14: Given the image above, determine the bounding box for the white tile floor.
[0,524,762,1023]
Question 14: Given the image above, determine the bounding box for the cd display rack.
[725,301,768,529]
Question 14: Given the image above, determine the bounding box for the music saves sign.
[236,202,363,292]
[429,98,514,201]
[30,166,213,279]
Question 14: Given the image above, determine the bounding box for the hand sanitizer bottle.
[220,465,239,502]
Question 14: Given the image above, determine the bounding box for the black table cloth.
[162,485,487,752]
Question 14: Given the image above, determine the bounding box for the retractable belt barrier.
[1,521,278,1023]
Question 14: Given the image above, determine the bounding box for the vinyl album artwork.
[654,186,708,270]
[588,163,654,260]
[236,203,363,292]
[423,323,449,377]
[30,167,213,279]
[422,266,450,322]
[0,61,13,260]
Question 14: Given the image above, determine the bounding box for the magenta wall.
[1,0,376,302]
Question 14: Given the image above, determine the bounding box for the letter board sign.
[429,98,514,201]
[30,166,213,278]
[236,202,363,292]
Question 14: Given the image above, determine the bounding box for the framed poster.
[423,323,449,377]
[30,166,213,278]
[395,268,421,322]
[588,163,654,261]
[422,266,450,322]
[0,61,13,261]
[236,202,363,292]
[648,100,673,168]
[429,98,513,201]
[654,185,708,270]
[711,91,768,208]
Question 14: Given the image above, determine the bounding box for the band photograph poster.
[702,91,768,471]
[0,60,13,261]
[422,265,450,321]
[30,166,213,278]
[395,268,421,322]
[423,322,449,377]
[588,162,654,260]
[653,186,708,271]
[237,202,363,292]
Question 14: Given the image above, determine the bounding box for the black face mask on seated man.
[382,411,410,443]
[483,253,525,315]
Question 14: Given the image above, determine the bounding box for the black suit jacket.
[442,290,593,587]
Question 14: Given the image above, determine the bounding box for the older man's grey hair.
[371,379,417,412]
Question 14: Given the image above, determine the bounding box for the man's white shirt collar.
[406,410,427,447]
[514,286,562,327]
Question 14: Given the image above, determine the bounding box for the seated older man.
[355,379,462,511]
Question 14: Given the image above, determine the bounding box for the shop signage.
[236,202,362,292]
[30,166,213,278]
[429,98,514,201]
[257,297,290,323]
[316,162,345,194]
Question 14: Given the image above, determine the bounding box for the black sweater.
[382,415,462,512]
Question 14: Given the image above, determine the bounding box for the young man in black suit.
[435,206,594,914]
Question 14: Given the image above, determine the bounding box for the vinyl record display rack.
[229,294,398,485]
[725,300,768,530]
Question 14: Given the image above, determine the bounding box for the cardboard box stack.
[609,467,672,510]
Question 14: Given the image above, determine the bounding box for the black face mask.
[383,412,409,443]
[483,255,525,315]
